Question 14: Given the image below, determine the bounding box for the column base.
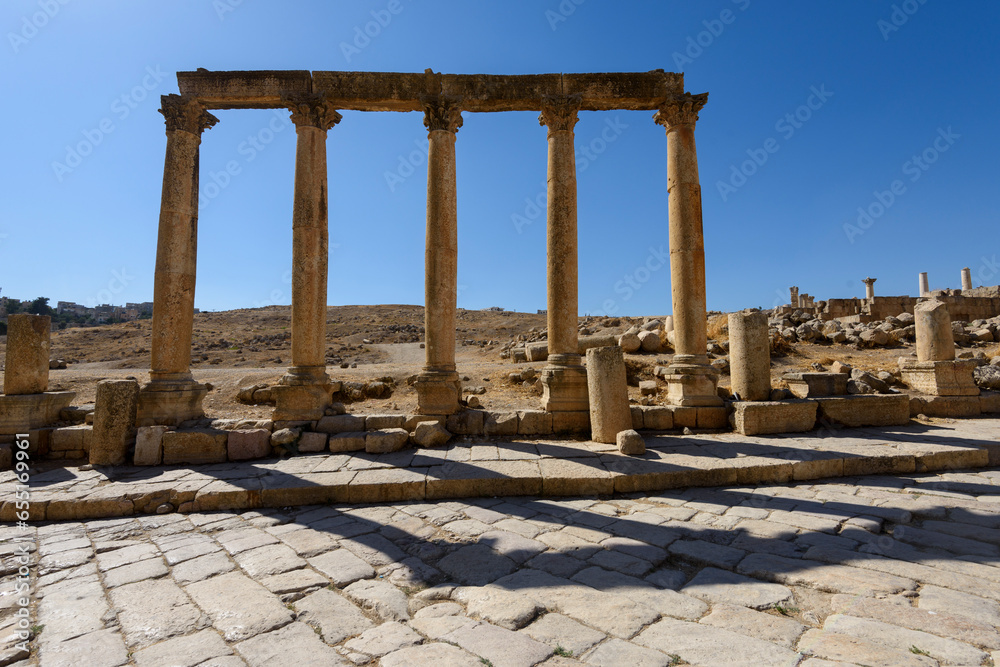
[540,356,589,412]
[272,383,334,422]
[0,391,76,435]
[899,359,980,397]
[664,357,723,407]
[280,365,330,386]
[415,370,461,415]
[137,380,208,427]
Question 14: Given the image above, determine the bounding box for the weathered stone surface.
[618,332,641,353]
[737,553,916,596]
[681,566,793,609]
[316,414,365,433]
[162,429,228,465]
[641,405,673,430]
[296,430,327,452]
[441,620,553,667]
[517,410,552,435]
[3,313,50,395]
[523,612,605,657]
[412,420,452,447]
[90,379,139,466]
[438,544,518,586]
[132,628,233,667]
[39,628,129,667]
[798,628,935,666]
[308,547,375,586]
[700,604,804,649]
[637,330,661,353]
[328,431,367,452]
[636,617,800,665]
[227,429,271,461]
[454,585,541,630]
[914,299,955,361]
[917,584,1000,627]
[616,429,645,455]
[172,552,235,585]
[824,613,988,665]
[184,571,293,641]
[365,428,410,454]
[728,310,770,401]
[730,400,816,436]
[586,346,631,444]
[571,566,707,620]
[233,543,306,578]
[295,588,374,643]
[134,425,169,465]
[234,621,346,667]
[343,621,421,657]
[447,410,485,436]
[109,578,208,648]
[814,394,910,428]
[381,642,481,667]
[783,372,848,398]
[584,638,674,666]
[343,578,411,622]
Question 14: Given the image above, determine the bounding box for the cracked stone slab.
[185,571,293,642]
[234,621,347,666]
[681,567,793,610]
[109,578,209,648]
[295,587,374,644]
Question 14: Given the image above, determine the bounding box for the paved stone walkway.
[3,420,998,522]
[4,419,1000,666]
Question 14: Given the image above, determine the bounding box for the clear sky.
[3,1,998,316]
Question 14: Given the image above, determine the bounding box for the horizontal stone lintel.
[176,69,686,112]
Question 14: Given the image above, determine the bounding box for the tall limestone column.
[539,95,588,412]
[416,96,463,415]
[654,93,722,407]
[273,95,342,422]
[863,277,877,300]
[919,272,930,297]
[961,267,973,291]
[139,94,218,426]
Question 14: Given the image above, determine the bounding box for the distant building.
[482,306,504,312]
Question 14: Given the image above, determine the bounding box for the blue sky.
[3,1,998,316]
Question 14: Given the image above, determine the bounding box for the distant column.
[140,94,217,425]
[863,277,877,300]
[961,267,972,291]
[416,96,463,415]
[539,95,588,412]
[789,286,799,308]
[919,272,930,297]
[654,92,721,406]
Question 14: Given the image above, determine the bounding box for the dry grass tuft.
[707,314,729,342]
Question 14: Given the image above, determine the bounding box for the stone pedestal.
[783,372,848,398]
[539,96,588,412]
[4,314,51,395]
[0,392,75,435]
[416,96,463,415]
[914,299,955,362]
[586,346,631,444]
[900,359,980,397]
[654,93,722,407]
[90,380,139,466]
[275,95,342,421]
[728,310,770,401]
[140,95,217,425]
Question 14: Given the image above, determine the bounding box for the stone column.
[961,267,973,291]
[139,95,217,426]
[863,277,876,300]
[586,346,631,443]
[728,310,771,401]
[789,286,799,308]
[90,379,139,466]
[919,272,930,297]
[416,96,463,415]
[273,95,342,422]
[3,314,50,395]
[914,300,955,362]
[654,93,721,406]
[539,96,588,412]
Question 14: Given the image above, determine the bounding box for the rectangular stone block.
[329,432,366,453]
[228,429,271,461]
[671,406,697,429]
[517,410,553,436]
[900,359,980,396]
[641,406,673,430]
[525,342,549,362]
[404,414,445,431]
[551,411,589,435]
[297,431,328,452]
[447,410,485,436]
[730,401,817,436]
[162,429,228,465]
[134,426,169,465]
[0,391,75,435]
[814,394,910,428]
[982,391,1000,414]
[916,396,982,418]
[315,414,366,433]
[90,379,139,466]
[484,412,518,437]
[3,314,50,395]
[50,425,93,452]
[630,406,644,430]
[783,372,848,398]
[696,407,728,430]
[365,414,405,430]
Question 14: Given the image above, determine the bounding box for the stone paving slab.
[2,419,997,521]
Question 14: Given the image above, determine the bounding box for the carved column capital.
[159,94,218,135]
[282,94,342,130]
[422,96,463,133]
[538,95,581,133]
[653,92,709,131]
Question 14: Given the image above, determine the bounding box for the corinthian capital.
[538,95,581,133]
[159,94,218,135]
[282,94,342,131]
[422,96,463,133]
[653,92,709,131]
